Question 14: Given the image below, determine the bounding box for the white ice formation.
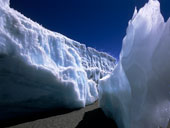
[0,0,116,119]
[99,0,170,128]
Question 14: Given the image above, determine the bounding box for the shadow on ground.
[76,108,118,128]
[0,107,75,128]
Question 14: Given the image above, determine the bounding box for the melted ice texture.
[99,0,170,128]
[0,0,115,116]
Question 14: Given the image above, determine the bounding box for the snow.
[0,0,9,7]
[0,0,116,120]
[99,0,170,128]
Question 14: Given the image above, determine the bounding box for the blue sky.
[11,0,170,58]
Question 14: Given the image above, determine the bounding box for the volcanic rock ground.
[2,101,118,128]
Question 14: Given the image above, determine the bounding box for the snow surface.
[0,0,116,120]
[99,0,170,128]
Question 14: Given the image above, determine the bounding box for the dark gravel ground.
[3,101,117,128]
[2,101,170,128]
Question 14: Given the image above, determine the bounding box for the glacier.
[0,0,116,120]
[99,0,170,128]
[1,0,170,127]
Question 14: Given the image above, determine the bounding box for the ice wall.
[64,40,115,84]
[99,0,170,128]
[0,0,9,7]
[0,0,115,120]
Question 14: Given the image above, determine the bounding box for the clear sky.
[11,0,170,58]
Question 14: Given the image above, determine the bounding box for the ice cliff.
[1,0,169,127]
[0,0,116,120]
[99,0,170,128]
